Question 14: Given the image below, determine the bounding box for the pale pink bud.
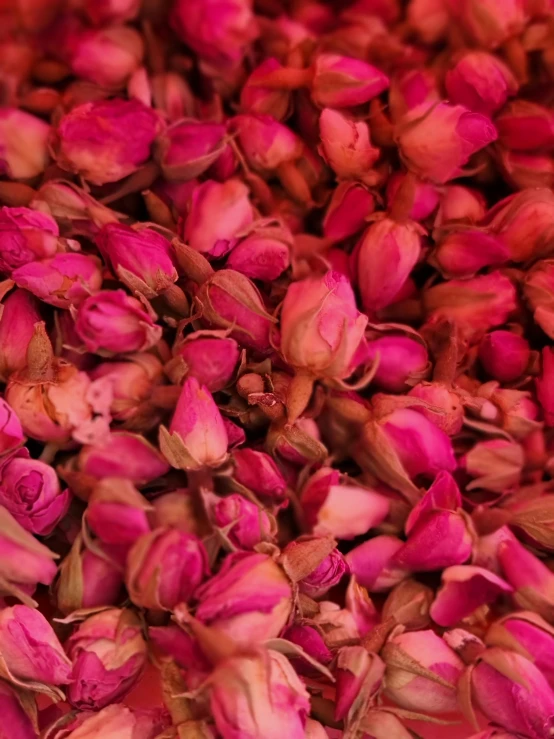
[170,0,259,69]
[430,565,513,626]
[423,271,517,342]
[74,289,162,355]
[499,537,554,619]
[537,347,554,426]
[386,172,440,221]
[0,450,70,535]
[479,330,530,383]
[282,623,333,671]
[364,334,429,393]
[66,608,147,709]
[168,330,239,392]
[210,649,309,739]
[0,605,71,688]
[0,290,40,381]
[226,219,292,281]
[356,218,422,314]
[311,53,389,108]
[159,377,228,471]
[209,493,273,549]
[183,179,254,259]
[383,630,464,713]
[127,527,209,610]
[0,207,60,275]
[435,184,486,226]
[52,99,161,185]
[0,681,37,739]
[335,647,385,722]
[301,467,390,539]
[0,109,50,179]
[232,448,288,500]
[432,228,510,279]
[323,182,375,242]
[396,103,497,184]
[471,648,554,737]
[69,26,143,89]
[407,0,449,44]
[346,535,408,592]
[195,552,292,646]
[155,120,227,181]
[389,68,441,122]
[286,541,349,598]
[395,511,473,572]
[447,0,526,48]
[240,58,291,120]
[44,704,170,739]
[232,114,303,172]
[12,253,103,309]
[78,432,170,485]
[280,270,368,379]
[496,100,554,151]
[319,109,380,182]
[446,52,518,115]
[83,0,141,25]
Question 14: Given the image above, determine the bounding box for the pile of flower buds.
[2,0,554,737]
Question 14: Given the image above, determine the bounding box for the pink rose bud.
[407,0,449,43]
[319,109,380,183]
[479,330,530,383]
[232,448,288,500]
[66,608,147,709]
[77,432,170,485]
[537,347,554,426]
[96,223,178,299]
[389,68,441,123]
[52,99,161,185]
[0,680,37,739]
[430,565,513,626]
[496,100,554,152]
[487,612,554,686]
[183,179,254,259]
[363,333,429,393]
[196,268,276,352]
[83,0,141,25]
[407,381,464,435]
[170,0,259,69]
[0,290,41,381]
[0,109,50,179]
[447,0,526,48]
[445,52,518,115]
[498,149,554,190]
[282,623,333,672]
[159,377,228,471]
[240,58,291,120]
[525,259,554,338]
[209,648,309,738]
[195,552,292,646]
[226,219,292,281]
[356,217,422,314]
[232,114,303,172]
[431,228,509,279]
[0,207,60,275]
[395,103,497,184]
[0,605,71,691]
[386,173,440,222]
[127,527,209,610]
[45,702,170,739]
[498,537,554,619]
[383,630,464,714]
[395,511,473,572]
[167,330,239,391]
[149,624,211,679]
[12,253,103,309]
[311,53,389,108]
[300,467,390,539]
[435,184,486,226]
[346,535,408,592]
[470,648,554,737]
[0,398,24,455]
[155,120,227,181]
[423,271,517,342]
[151,489,204,536]
[335,647,385,722]
[68,26,143,89]
[74,290,162,355]
[208,493,274,549]
[323,182,376,242]
[0,450,70,536]
[296,545,349,599]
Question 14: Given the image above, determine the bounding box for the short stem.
[162,283,189,316]
[172,238,214,285]
[286,372,315,423]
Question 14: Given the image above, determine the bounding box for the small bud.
[346,535,409,592]
[68,26,143,89]
[232,448,287,500]
[12,253,103,308]
[226,219,292,281]
[282,623,333,671]
[311,53,389,108]
[395,510,473,572]
[389,68,441,123]
[448,0,526,48]
[382,579,434,630]
[155,120,227,181]
[231,114,303,172]
[282,536,348,597]
[323,182,375,242]
[431,229,509,279]
[407,0,449,43]
[168,330,239,392]
[208,493,274,549]
[0,290,41,381]
[363,332,430,393]
[445,52,518,115]
[0,207,59,274]
[319,109,379,183]
[496,100,554,152]
[0,109,50,179]
[386,172,439,222]
[498,538,554,620]
[435,184,486,226]
[486,189,554,262]
[525,259,554,339]
[240,58,291,119]
[479,330,530,383]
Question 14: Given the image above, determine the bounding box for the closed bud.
[0,109,50,179]
[407,0,449,43]
[311,53,389,108]
[240,58,291,120]
[486,611,554,685]
[479,330,530,383]
[45,703,169,739]
[0,207,59,275]
[498,149,554,190]
[281,536,348,597]
[406,381,464,435]
[226,219,292,281]
[382,579,434,630]
[232,448,288,500]
[395,510,472,572]
[68,26,143,89]
[525,259,554,338]
[150,72,195,123]
[389,68,441,123]
[208,492,274,549]
[496,100,554,152]
[282,623,333,672]
[435,184,486,226]
[232,114,303,172]
[335,646,385,722]
[447,0,526,48]
[323,182,375,242]
[445,52,518,115]
[347,535,409,592]
[386,173,439,222]
[155,120,227,182]
[498,537,554,620]
[431,229,509,279]
[168,330,239,392]
[83,0,141,25]
[363,332,430,393]
[319,109,379,183]
[0,290,40,381]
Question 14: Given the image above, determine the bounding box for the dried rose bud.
[159,377,228,471]
[68,26,143,89]
[407,382,464,435]
[66,608,147,709]
[195,269,275,353]
[155,120,226,181]
[487,612,554,686]
[479,330,530,383]
[445,52,518,115]
[52,99,161,185]
[313,578,378,645]
[226,219,292,281]
[356,217,422,314]
[210,648,309,738]
[0,680,37,739]
[363,333,429,393]
[423,271,517,342]
[300,467,389,539]
[311,53,389,108]
[461,439,523,493]
[395,103,497,184]
[319,109,380,183]
[346,535,408,592]
[149,624,211,681]
[435,184,486,226]
[127,527,208,610]
[407,0,449,43]
[44,704,170,739]
[0,290,40,381]
[77,432,170,485]
[83,0,141,25]
[232,448,288,500]
[498,149,554,190]
[431,229,509,279]
[323,182,375,242]
[74,290,162,355]
[0,109,50,179]
[389,68,441,123]
[447,0,526,48]
[383,630,464,714]
[170,0,259,69]
[386,173,440,222]
[498,537,554,620]
[12,253,103,309]
[0,398,24,455]
[496,100,554,152]
[232,114,303,172]
[151,489,203,536]
[297,546,349,599]
[167,330,239,392]
[183,179,254,259]
[430,565,513,626]
[0,605,71,692]
[0,207,59,275]
[395,510,472,572]
[0,449,70,535]
[240,58,291,120]
[282,623,333,674]
[208,493,274,549]
[525,259,554,338]
[195,552,292,646]
[335,647,384,723]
